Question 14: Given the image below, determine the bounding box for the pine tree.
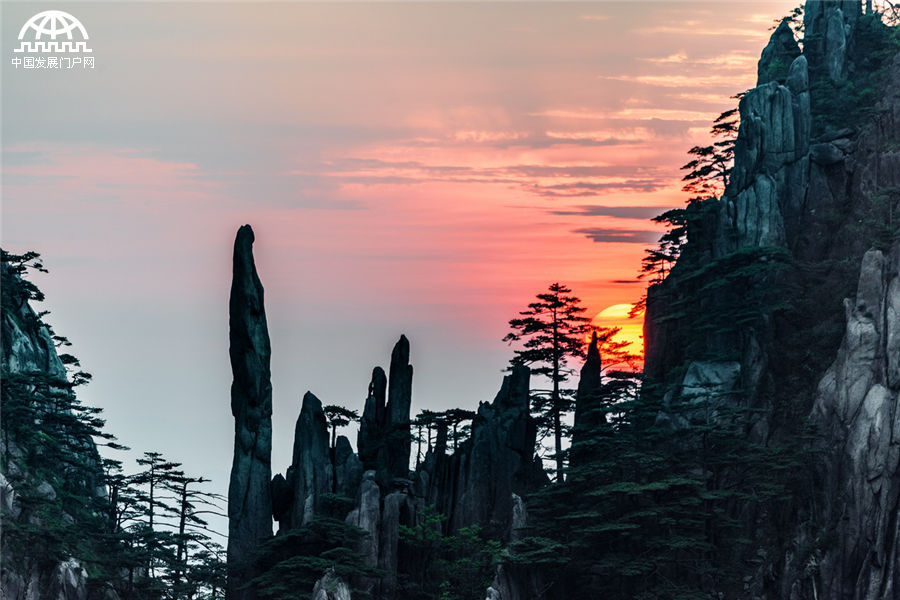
[640,107,740,283]
[323,405,360,450]
[2,250,230,600]
[166,473,227,597]
[510,374,815,599]
[398,506,501,600]
[503,283,591,480]
[0,250,128,597]
[248,495,380,600]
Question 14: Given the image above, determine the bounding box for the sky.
[2,0,798,536]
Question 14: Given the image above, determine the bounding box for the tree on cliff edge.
[323,405,359,450]
[503,283,591,480]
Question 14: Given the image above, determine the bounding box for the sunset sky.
[2,1,797,523]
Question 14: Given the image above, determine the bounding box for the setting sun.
[588,303,645,363]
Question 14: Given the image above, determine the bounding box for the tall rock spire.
[385,335,413,481]
[572,332,603,466]
[287,391,332,528]
[358,366,387,471]
[226,225,273,600]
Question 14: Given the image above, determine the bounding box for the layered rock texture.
[644,2,899,598]
[227,225,274,600]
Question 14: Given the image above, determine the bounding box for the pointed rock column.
[385,335,413,481]
[572,332,603,466]
[448,364,538,539]
[288,391,333,528]
[227,225,273,600]
[358,367,387,471]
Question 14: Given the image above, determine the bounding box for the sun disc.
[586,303,645,365]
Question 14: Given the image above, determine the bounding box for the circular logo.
[18,10,89,41]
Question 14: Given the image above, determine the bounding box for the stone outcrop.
[643,2,900,598]
[809,245,900,600]
[312,569,353,600]
[571,332,603,465]
[358,367,387,471]
[757,18,802,85]
[384,336,413,483]
[803,0,859,83]
[486,563,545,600]
[720,47,810,253]
[226,225,274,600]
[334,435,364,500]
[352,337,414,489]
[344,470,381,590]
[251,319,542,599]
[286,392,332,529]
[423,365,543,541]
[249,320,541,597]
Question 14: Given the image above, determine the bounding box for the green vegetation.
[509,374,818,599]
[639,108,737,286]
[808,10,900,135]
[249,494,380,600]
[503,283,634,481]
[1,250,227,600]
[397,506,501,600]
[503,283,592,480]
[323,405,360,449]
[412,408,476,464]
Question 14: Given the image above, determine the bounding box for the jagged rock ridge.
[643,2,899,598]
[223,226,546,599]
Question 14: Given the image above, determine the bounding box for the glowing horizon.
[2,0,798,516]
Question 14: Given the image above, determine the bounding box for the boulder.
[443,365,542,540]
[311,568,352,600]
[378,492,408,596]
[334,435,363,500]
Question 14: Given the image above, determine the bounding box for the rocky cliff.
[643,2,899,598]
[0,258,108,600]
[223,5,899,598]
[810,244,899,600]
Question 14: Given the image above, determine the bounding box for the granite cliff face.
[811,245,900,600]
[644,2,899,598]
